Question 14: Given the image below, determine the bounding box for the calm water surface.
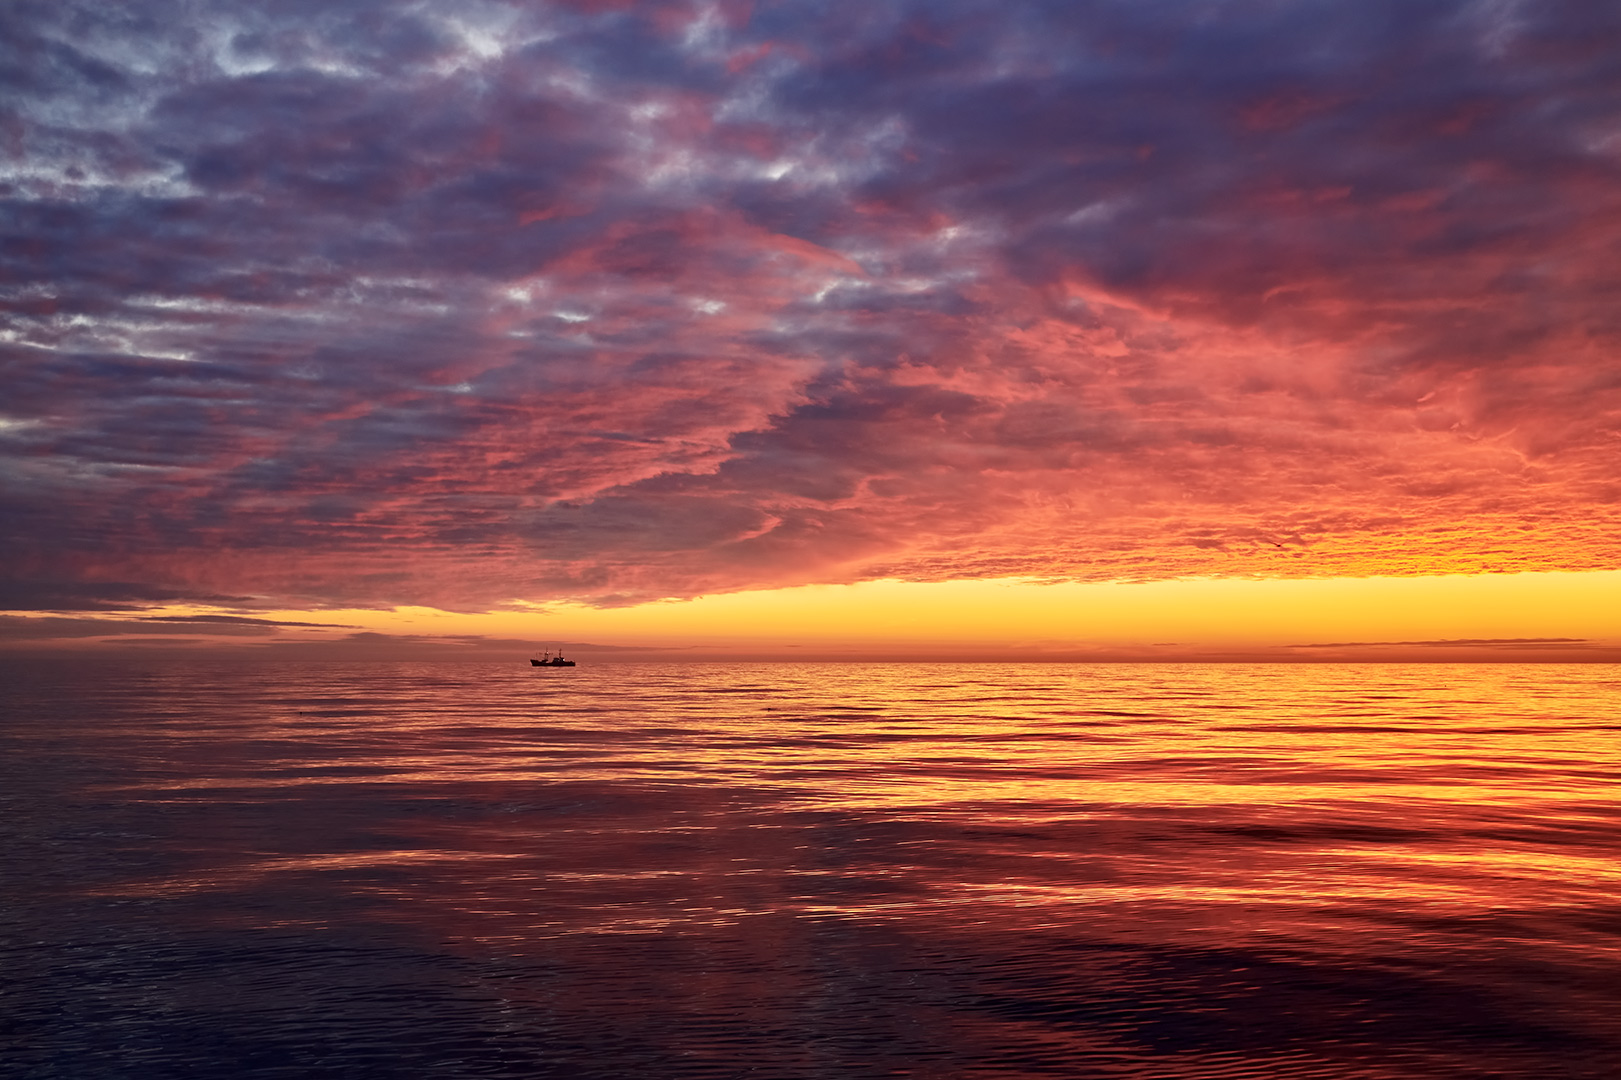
[4,661,1619,1078]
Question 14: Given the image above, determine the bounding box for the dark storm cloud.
[4,0,1620,614]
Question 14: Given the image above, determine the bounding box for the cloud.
[0,615,278,640]
[0,613,661,660]
[0,581,256,612]
[136,614,360,628]
[5,0,1621,614]
[1276,635,1620,662]
[1289,637,1594,649]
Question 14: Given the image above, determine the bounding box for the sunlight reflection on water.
[4,661,1619,1078]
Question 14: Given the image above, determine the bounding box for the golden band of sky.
[218,570,1621,661]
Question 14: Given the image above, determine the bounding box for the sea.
[3,660,1619,1079]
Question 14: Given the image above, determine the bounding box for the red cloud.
[5,0,1621,613]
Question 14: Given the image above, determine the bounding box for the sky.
[4,0,1620,661]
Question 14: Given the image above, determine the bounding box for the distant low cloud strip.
[1290,638,1594,649]
[4,0,1620,613]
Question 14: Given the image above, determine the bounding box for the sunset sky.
[4,0,1620,660]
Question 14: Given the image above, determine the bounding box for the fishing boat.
[531,650,576,667]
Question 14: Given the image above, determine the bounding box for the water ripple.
[4,661,1618,1078]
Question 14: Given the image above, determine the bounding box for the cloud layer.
[5,0,1620,613]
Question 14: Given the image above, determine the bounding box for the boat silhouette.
[531,650,576,667]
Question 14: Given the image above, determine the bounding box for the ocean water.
[3,660,1619,1079]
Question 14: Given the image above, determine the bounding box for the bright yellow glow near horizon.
[251,569,1621,651]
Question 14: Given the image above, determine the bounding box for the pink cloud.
[5,0,1621,614]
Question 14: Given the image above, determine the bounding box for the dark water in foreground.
[4,661,1619,1079]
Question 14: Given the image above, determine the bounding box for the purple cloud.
[5,0,1621,614]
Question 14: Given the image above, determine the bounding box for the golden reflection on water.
[88,665,1621,939]
[14,661,1619,1078]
